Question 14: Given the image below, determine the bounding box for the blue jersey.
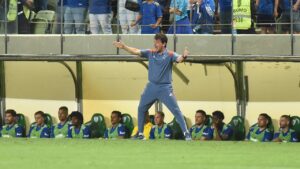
[209,124,233,140]
[140,49,180,84]
[139,1,162,34]
[0,124,24,138]
[170,0,188,21]
[66,0,88,8]
[189,125,212,139]
[50,122,70,138]
[28,125,51,138]
[273,129,298,142]
[257,0,274,15]
[104,124,126,139]
[219,0,232,12]
[150,125,172,139]
[89,0,111,14]
[67,125,90,138]
[247,127,273,142]
[201,127,214,139]
[57,0,68,6]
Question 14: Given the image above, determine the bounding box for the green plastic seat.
[205,115,213,127]
[44,113,53,128]
[16,113,26,137]
[88,113,107,138]
[228,116,246,141]
[122,113,134,138]
[168,117,186,140]
[291,116,300,140]
[149,115,155,125]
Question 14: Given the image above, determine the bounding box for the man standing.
[113,33,191,140]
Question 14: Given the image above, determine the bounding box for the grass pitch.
[0,139,299,169]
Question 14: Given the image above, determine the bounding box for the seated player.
[104,111,126,139]
[28,111,51,138]
[131,111,153,139]
[273,115,298,143]
[246,113,273,142]
[204,110,233,141]
[51,106,70,138]
[190,110,212,140]
[68,111,90,139]
[149,111,172,139]
[0,109,23,138]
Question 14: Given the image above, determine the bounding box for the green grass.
[0,139,299,169]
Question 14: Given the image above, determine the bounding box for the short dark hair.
[70,111,83,124]
[111,110,122,119]
[5,109,17,117]
[212,110,225,120]
[196,110,206,117]
[59,106,68,114]
[281,115,291,122]
[35,111,45,118]
[156,111,165,118]
[154,33,168,46]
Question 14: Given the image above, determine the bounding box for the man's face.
[5,113,15,125]
[154,113,164,126]
[279,117,289,128]
[212,115,221,125]
[195,113,206,126]
[71,116,79,126]
[257,115,268,128]
[58,110,68,122]
[111,113,120,126]
[35,114,44,126]
[154,39,165,52]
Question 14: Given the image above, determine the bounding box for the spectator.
[64,0,88,34]
[273,115,298,142]
[156,0,171,33]
[104,111,126,139]
[149,111,172,139]
[131,111,153,139]
[255,0,276,34]
[119,0,139,34]
[89,0,112,34]
[28,111,51,138]
[51,106,70,138]
[246,113,273,142]
[131,0,162,34]
[55,0,68,34]
[190,110,212,140]
[168,0,193,34]
[0,109,24,138]
[217,0,232,34]
[68,111,90,138]
[275,0,300,34]
[190,0,215,34]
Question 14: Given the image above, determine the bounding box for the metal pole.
[76,61,83,113]
[4,0,8,53]
[235,61,247,117]
[290,0,294,56]
[0,61,6,124]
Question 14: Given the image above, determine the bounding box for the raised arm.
[113,41,142,56]
[176,47,189,63]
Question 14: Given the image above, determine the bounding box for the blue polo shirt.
[170,0,188,21]
[257,0,274,15]
[0,124,24,138]
[66,0,88,8]
[89,0,111,14]
[281,0,298,11]
[149,125,172,139]
[140,49,180,84]
[104,124,126,139]
[219,0,232,12]
[139,1,162,34]
[28,125,51,138]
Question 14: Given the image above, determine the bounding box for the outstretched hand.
[183,47,189,59]
[113,41,125,49]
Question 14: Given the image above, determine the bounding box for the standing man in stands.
[113,33,191,140]
[51,106,70,138]
[0,109,23,138]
